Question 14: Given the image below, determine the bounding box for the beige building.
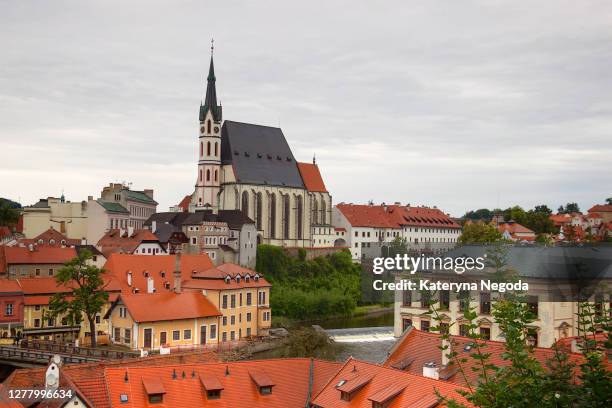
[100,183,157,230]
[22,196,88,240]
[394,246,610,348]
[106,291,221,350]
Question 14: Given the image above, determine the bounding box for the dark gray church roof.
[221,121,306,189]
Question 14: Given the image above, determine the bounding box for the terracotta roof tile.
[2,246,76,265]
[589,204,612,213]
[118,291,221,322]
[97,229,161,255]
[297,162,328,193]
[336,204,460,229]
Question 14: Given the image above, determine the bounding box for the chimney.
[174,251,182,293]
[45,355,62,390]
[441,338,451,366]
[152,220,157,233]
[127,226,134,236]
[147,277,155,294]
[422,362,439,380]
[127,271,132,287]
[144,189,154,199]
[28,244,34,252]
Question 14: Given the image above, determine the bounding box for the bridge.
[0,340,141,368]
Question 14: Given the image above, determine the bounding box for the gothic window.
[206,169,211,182]
[321,199,326,224]
[235,189,240,210]
[312,199,318,225]
[296,196,303,239]
[214,169,218,182]
[207,142,211,156]
[199,169,202,182]
[214,142,218,156]
[269,193,276,239]
[207,120,211,134]
[241,191,249,217]
[200,142,203,157]
[283,195,290,239]
[256,193,263,231]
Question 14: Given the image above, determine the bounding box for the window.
[207,120,211,134]
[256,193,263,231]
[230,331,235,341]
[241,191,249,217]
[459,324,470,337]
[222,332,227,342]
[222,295,228,309]
[114,328,120,341]
[172,330,180,341]
[402,318,412,331]
[210,324,217,339]
[296,196,303,239]
[47,318,54,327]
[420,291,431,308]
[5,303,13,316]
[269,192,276,239]
[246,292,252,306]
[420,320,430,332]
[459,291,470,313]
[125,329,131,343]
[184,329,191,340]
[527,296,539,318]
[230,315,235,325]
[34,318,41,328]
[230,294,236,308]
[148,394,163,404]
[207,390,221,400]
[95,314,101,324]
[258,291,266,305]
[48,268,54,276]
[214,142,218,156]
[480,327,491,340]
[283,195,290,239]
[207,141,211,155]
[440,290,450,310]
[206,169,210,181]
[222,316,227,326]
[119,307,127,318]
[35,268,41,276]
[402,290,411,306]
[259,386,272,395]
[440,322,450,334]
[312,200,319,224]
[480,293,491,315]
[246,312,252,322]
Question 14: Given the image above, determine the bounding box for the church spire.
[200,38,222,122]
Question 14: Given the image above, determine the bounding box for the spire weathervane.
[211,37,214,55]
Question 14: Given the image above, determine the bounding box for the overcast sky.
[1,1,611,216]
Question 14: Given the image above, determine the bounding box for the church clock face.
[214,126,219,133]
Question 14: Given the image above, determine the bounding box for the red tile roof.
[117,291,221,322]
[185,263,272,290]
[589,204,612,213]
[311,358,471,407]
[384,328,588,388]
[104,358,342,408]
[20,228,81,247]
[97,229,161,256]
[336,204,460,229]
[178,195,192,212]
[3,351,220,408]
[2,246,76,266]
[103,253,214,294]
[0,279,22,293]
[297,162,328,193]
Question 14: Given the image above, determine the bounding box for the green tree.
[606,197,612,205]
[503,205,527,225]
[559,203,581,214]
[525,208,555,235]
[49,249,109,347]
[463,209,493,222]
[0,202,19,227]
[459,222,503,244]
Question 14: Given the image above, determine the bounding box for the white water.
[325,326,395,343]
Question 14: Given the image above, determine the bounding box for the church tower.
[194,43,223,212]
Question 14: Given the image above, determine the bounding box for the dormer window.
[49,239,56,245]
[225,276,231,284]
[60,240,66,245]
[254,275,259,282]
[142,377,165,404]
[200,374,224,400]
[144,271,149,277]
[160,271,166,278]
[236,275,241,284]
[38,239,44,244]
[249,370,275,396]
[337,373,373,402]
[245,275,250,283]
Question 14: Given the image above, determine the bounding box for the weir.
[324,326,395,343]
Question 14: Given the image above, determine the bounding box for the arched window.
[235,188,240,210]
[200,142,203,157]
[321,199,326,224]
[207,142,211,156]
[283,195,290,239]
[256,193,263,231]
[206,169,211,181]
[312,199,318,225]
[296,196,303,239]
[241,191,249,217]
[269,193,276,239]
[207,120,211,134]
[214,142,218,156]
[199,169,203,182]
[214,169,218,182]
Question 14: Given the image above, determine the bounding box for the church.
[185,52,335,248]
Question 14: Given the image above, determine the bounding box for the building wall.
[194,286,271,341]
[23,198,88,240]
[8,263,65,279]
[86,199,129,245]
[0,295,23,337]
[109,303,219,350]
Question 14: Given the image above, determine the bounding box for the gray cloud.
[1,0,611,215]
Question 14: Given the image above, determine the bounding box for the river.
[252,309,398,363]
